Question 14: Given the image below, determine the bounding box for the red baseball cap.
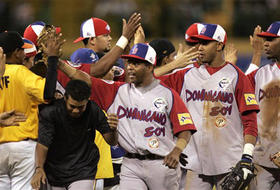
[73,17,111,43]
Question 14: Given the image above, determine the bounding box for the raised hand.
[134,25,145,44]
[40,32,66,57]
[175,46,198,69]
[122,13,141,41]
[224,43,238,65]
[250,25,264,52]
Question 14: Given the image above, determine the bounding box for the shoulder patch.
[178,113,193,125]
[244,93,257,105]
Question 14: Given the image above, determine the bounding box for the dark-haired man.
[57,43,197,190]
[157,24,259,190]
[31,80,119,190]
[0,31,60,190]
[247,21,280,190]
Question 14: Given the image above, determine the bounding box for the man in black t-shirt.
[31,80,118,190]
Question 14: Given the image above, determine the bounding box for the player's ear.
[217,42,224,51]
[89,37,96,46]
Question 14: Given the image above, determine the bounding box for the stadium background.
[1,0,279,70]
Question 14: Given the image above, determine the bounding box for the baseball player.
[157,24,259,190]
[247,21,280,190]
[58,43,197,190]
[0,31,61,190]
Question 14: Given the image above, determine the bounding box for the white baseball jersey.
[248,63,280,168]
[84,78,196,156]
[159,63,259,175]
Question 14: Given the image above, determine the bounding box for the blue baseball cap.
[258,21,280,38]
[70,48,99,64]
[191,24,227,44]
[121,43,157,65]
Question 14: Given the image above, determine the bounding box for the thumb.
[6,110,15,115]
[122,18,127,27]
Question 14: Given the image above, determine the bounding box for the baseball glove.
[220,159,256,190]
[270,151,280,168]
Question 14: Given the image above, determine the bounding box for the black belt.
[125,152,164,160]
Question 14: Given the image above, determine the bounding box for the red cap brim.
[257,32,278,38]
[73,37,86,43]
[22,43,33,49]
[191,34,215,42]
[186,38,199,43]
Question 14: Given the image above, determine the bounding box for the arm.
[250,25,263,68]
[90,13,141,78]
[41,33,65,100]
[0,47,5,78]
[0,110,26,127]
[57,59,92,86]
[154,47,198,77]
[163,130,192,169]
[102,113,118,146]
[31,143,48,190]
[224,43,238,65]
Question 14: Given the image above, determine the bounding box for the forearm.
[90,46,124,78]
[58,59,91,86]
[154,61,177,77]
[104,130,118,146]
[174,130,192,152]
[244,134,257,146]
[43,56,58,100]
[35,143,48,169]
[90,36,129,77]
[251,50,262,67]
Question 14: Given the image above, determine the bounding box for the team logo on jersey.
[148,137,159,148]
[215,116,226,128]
[153,97,167,113]
[244,94,257,105]
[178,113,193,125]
[218,77,230,89]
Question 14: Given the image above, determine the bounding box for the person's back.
[0,64,45,142]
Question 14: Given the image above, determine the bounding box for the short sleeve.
[157,68,190,94]
[90,77,123,111]
[235,72,259,114]
[38,106,56,148]
[21,67,46,103]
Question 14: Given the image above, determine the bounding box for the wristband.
[175,138,187,151]
[243,143,254,157]
[116,36,128,50]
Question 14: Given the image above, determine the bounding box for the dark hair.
[149,39,175,67]
[82,38,89,46]
[64,80,91,101]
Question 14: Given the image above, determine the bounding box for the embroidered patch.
[244,94,257,105]
[219,77,230,89]
[148,137,159,148]
[153,97,167,112]
[215,116,226,128]
[178,113,193,125]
